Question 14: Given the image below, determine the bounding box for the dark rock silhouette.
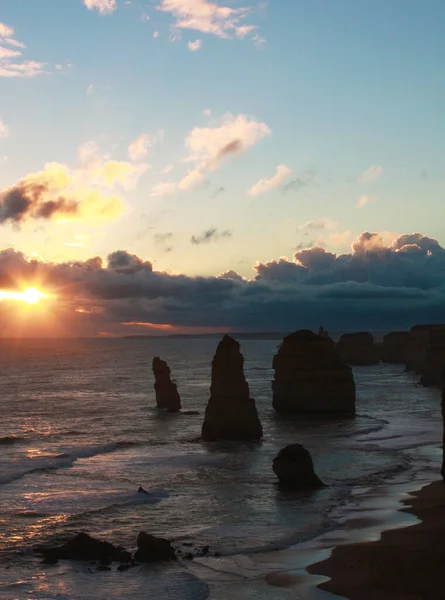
[152,357,181,412]
[273,444,324,488]
[442,370,445,486]
[36,533,131,563]
[134,532,176,562]
[420,328,445,388]
[137,486,149,494]
[201,335,263,441]
[337,332,379,366]
[404,325,443,374]
[272,330,356,414]
[318,325,332,341]
[381,331,409,363]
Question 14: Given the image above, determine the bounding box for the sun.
[22,287,47,304]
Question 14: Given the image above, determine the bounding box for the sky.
[0,0,444,336]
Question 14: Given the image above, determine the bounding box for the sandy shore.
[308,479,445,600]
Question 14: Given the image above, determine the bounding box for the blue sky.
[0,1,444,336]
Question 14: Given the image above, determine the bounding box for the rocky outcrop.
[273,444,324,488]
[134,532,176,562]
[420,328,445,388]
[152,357,181,412]
[442,372,445,485]
[337,332,379,366]
[404,325,443,374]
[201,335,263,441]
[381,331,409,363]
[36,533,131,563]
[272,330,356,414]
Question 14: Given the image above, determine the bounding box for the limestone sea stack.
[420,327,445,388]
[152,357,181,412]
[272,330,356,414]
[273,444,324,488]
[337,332,379,366]
[404,324,443,374]
[201,335,263,441]
[442,371,445,485]
[380,331,409,363]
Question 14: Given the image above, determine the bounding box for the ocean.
[0,337,442,600]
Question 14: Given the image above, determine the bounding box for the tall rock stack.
[404,324,443,374]
[201,335,263,441]
[442,370,445,486]
[152,357,181,412]
[272,329,356,414]
[337,332,379,366]
[420,327,445,388]
[381,331,409,363]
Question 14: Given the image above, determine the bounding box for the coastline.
[308,479,445,600]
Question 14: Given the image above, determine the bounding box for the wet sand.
[309,480,445,600]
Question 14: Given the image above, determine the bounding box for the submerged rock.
[152,357,181,412]
[201,335,263,441]
[134,532,176,562]
[36,533,131,563]
[273,444,324,488]
[272,330,356,414]
[381,331,409,363]
[337,332,379,366]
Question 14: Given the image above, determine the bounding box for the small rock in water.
[134,532,177,562]
[273,444,325,489]
[137,486,149,494]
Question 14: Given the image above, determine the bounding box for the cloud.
[1,231,445,336]
[84,0,117,15]
[190,227,232,245]
[0,163,123,225]
[151,182,178,197]
[203,108,211,116]
[157,0,260,42]
[153,31,160,39]
[86,84,94,94]
[78,140,149,189]
[154,232,173,244]
[297,218,338,232]
[178,112,270,189]
[0,23,46,78]
[188,39,202,51]
[128,133,152,161]
[358,165,382,184]
[356,195,371,208]
[248,165,292,197]
[283,170,317,193]
[211,186,225,197]
[0,118,8,139]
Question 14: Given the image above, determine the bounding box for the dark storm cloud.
[190,228,232,245]
[1,231,445,334]
[0,181,79,223]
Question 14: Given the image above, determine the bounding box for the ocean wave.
[0,442,137,486]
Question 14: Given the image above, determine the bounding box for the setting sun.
[0,287,50,305]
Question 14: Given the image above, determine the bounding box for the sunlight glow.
[0,287,50,304]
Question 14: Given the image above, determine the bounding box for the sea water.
[0,338,442,599]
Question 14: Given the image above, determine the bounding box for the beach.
[309,480,445,600]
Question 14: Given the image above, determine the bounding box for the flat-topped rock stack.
[380,331,409,363]
[404,325,443,374]
[201,335,263,441]
[152,357,181,412]
[272,329,356,415]
[337,331,379,366]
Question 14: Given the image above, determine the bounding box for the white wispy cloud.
[128,131,163,161]
[188,39,202,51]
[0,118,9,139]
[356,195,371,208]
[179,112,270,190]
[0,22,46,78]
[151,182,178,197]
[248,165,292,197]
[297,218,339,232]
[83,0,117,15]
[157,0,260,43]
[358,165,382,184]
